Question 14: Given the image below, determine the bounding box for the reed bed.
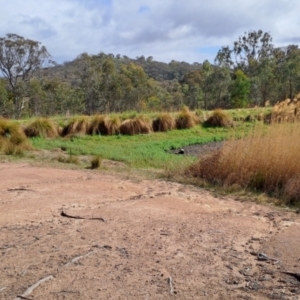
[188,121,300,204]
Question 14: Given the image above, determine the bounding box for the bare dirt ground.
[1,162,300,300]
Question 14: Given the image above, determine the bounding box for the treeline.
[1,30,300,118]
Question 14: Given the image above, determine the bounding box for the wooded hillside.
[1,30,300,118]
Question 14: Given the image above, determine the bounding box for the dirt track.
[1,163,300,299]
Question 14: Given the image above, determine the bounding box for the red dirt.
[1,163,300,299]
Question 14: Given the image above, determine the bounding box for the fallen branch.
[8,188,34,192]
[14,275,54,300]
[253,252,280,263]
[168,277,174,295]
[64,250,97,267]
[0,287,6,292]
[61,210,105,222]
[13,250,97,299]
[15,296,34,300]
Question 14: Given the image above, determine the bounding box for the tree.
[207,66,231,108]
[202,60,213,110]
[146,56,153,62]
[215,30,274,75]
[0,33,53,117]
[0,79,13,117]
[274,45,300,100]
[230,70,251,108]
[180,70,203,109]
[215,30,275,106]
[119,62,150,111]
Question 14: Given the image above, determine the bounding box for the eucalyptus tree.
[274,45,300,100]
[215,30,276,105]
[230,70,251,108]
[0,33,53,117]
[215,30,274,74]
[180,70,203,109]
[207,66,231,108]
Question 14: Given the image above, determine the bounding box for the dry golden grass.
[89,115,120,135]
[61,116,90,137]
[205,109,232,128]
[120,115,152,135]
[24,118,59,138]
[152,113,176,132]
[187,122,300,204]
[89,115,108,135]
[0,119,31,155]
[265,97,300,124]
[107,115,121,135]
[175,106,198,129]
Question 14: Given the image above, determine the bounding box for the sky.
[1,0,300,65]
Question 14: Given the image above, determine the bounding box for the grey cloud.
[1,0,300,63]
[19,16,57,39]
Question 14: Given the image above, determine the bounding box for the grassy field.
[5,106,298,206]
[30,125,231,169]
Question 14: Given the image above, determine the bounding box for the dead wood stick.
[15,296,34,300]
[64,250,97,267]
[253,252,280,263]
[14,275,54,300]
[168,277,174,295]
[8,188,34,192]
[0,287,6,292]
[61,210,105,222]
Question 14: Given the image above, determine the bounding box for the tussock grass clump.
[24,118,59,138]
[57,155,79,164]
[204,109,232,128]
[195,109,208,123]
[0,119,31,155]
[152,113,175,132]
[90,155,102,169]
[89,115,120,135]
[61,116,90,137]
[107,115,121,135]
[119,115,152,135]
[89,115,107,135]
[265,96,300,124]
[187,122,300,204]
[175,106,198,129]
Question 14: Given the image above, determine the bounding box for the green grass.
[31,125,234,169]
[226,107,272,120]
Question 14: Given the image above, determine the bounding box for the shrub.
[175,106,198,129]
[61,116,90,137]
[152,113,175,132]
[24,118,59,138]
[204,109,232,128]
[119,115,152,135]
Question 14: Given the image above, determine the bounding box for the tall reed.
[188,122,300,203]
